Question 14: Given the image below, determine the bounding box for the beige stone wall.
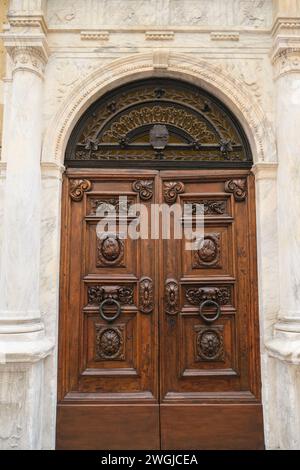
[0,1,8,146]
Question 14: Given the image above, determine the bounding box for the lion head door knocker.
[149,124,169,150]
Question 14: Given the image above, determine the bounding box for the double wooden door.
[57,168,264,450]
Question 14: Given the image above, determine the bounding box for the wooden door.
[159,169,264,450]
[57,168,264,450]
[57,169,160,450]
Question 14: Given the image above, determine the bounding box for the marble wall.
[0,1,9,144]
[45,0,273,29]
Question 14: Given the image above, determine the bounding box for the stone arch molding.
[42,52,276,165]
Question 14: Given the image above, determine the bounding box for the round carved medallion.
[198,238,217,262]
[97,234,125,266]
[195,234,220,267]
[197,329,223,361]
[97,328,123,359]
[102,236,121,261]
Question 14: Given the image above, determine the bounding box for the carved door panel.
[57,169,159,450]
[57,168,263,450]
[159,170,264,450]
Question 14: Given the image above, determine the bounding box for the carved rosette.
[139,277,154,314]
[132,180,154,201]
[69,179,92,201]
[163,182,185,204]
[196,327,224,362]
[193,234,221,268]
[88,285,134,305]
[186,287,230,306]
[97,234,125,267]
[165,279,180,315]
[95,325,125,361]
[224,179,247,202]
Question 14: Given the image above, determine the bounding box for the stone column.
[266,1,300,448]
[0,30,53,448]
[252,163,279,449]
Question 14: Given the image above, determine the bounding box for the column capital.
[1,1,49,79]
[251,162,278,181]
[271,42,300,79]
[1,32,50,78]
[271,11,300,78]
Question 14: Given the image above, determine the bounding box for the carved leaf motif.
[163,181,185,204]
[185,200,226,216]
[90,198,133,215]
[186,287,230,306]
[88,285,134,305]
[88,286,105,304]
[118,287,134,305]
[132,180,154,201]
[102,106,217,144]
[224,179,247,201]
[139,277,154,314]
[69,179,92,201]
[165,279,180,315]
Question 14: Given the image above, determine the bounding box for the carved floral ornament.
[69,179,92,201]
[224,178,247,201]
[163,181,185,204]
[95,325,125,361]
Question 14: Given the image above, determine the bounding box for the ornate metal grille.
[65,78,252,168]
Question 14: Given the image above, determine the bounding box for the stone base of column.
[0,320,53,449]
[265,319,300,449]
[266,319,300,364]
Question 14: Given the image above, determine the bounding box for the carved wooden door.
[57,168,264,450]
[159,169,264,450]
[57,169,160,450]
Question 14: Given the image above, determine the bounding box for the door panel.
[57,405,160,450]
[159,170,264,449]
[160,404,264,450]
[57,169,159,450]
[57,168,264,450]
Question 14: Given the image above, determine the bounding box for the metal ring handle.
[99,298,121,323]
[199,299,220,323]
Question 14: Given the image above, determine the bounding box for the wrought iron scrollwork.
[65,78,252,166]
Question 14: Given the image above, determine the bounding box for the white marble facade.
[0,0,300,449]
